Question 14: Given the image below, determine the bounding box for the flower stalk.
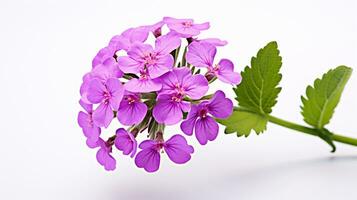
[234,107,357,147]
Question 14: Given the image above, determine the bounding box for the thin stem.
[233,107,357,147]
[267,114,357,147]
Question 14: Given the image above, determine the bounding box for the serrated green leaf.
[301,66,352,129]
[217,110,268,137]
[234,41,282,115]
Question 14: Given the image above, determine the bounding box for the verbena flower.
[117,34,181,92]
[87,78,124,127]
[78,17,240,172]
[114,128,137,158]
[180,90,233,145]
[96,139,116,171]
[153,68,208,125]
[186,41,241,84]
[117,92,147,126]
[77,100,101,145]
[163,17,210,38]
[134,134,194,172]
[109,26,150,52]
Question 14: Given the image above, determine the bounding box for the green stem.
[267,114,357,147]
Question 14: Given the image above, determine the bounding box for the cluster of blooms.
[78,17,241,172]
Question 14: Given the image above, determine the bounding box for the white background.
[0,0,356,199]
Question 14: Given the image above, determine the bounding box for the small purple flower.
[117,92,148,126]
[90,58,123,80]
[80,59,123,104]
[163,17,210,38]
[134,134,194,172]
[87,78,124,127]
[117,34,181,93]
[186,41,241,85]
[153,67,208,125]
[180,90,233,145]
[92,45,117,68]
[109,26,150,51]
[114,128,137,158]
[78,100,101,145]
[96,139,116,171]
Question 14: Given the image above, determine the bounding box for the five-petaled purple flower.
[87,78,124,127]
[186,41,241,85]
[114,128,137,158]
[163,17,210,38]
[109,26,150,52]
[135,134,194,172]
[181,90,233,145]
[117,34,181,93]
[96,139,116,171]
[153,67,208,125]
[117,92,148,126]
[78,100,101,145]
[78,17,242,173]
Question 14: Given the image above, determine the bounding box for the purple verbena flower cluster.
[78,17,241,173]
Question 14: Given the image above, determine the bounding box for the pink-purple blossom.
[114,128,137,158]
[186,41,241,84]
[117,34,181,93]
[163,17,210,38]
[109,26,150,52]
[87,78,124,127]
[117,92,147,126]
[96,139,116,171]
[78,17,241,172]
[181,90,233,145]
[134,134,194,172]
[77,100,101,145]
[153,67,208,125]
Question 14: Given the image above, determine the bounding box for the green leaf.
[234,41,282,115]
[301,65,352,129]
[217,110,268,137]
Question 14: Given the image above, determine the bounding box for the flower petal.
[164,134,194,164]
[180,104,198,136]
[153,95,183,125]
[127,43,153,61]
[92,103,113,128]
[117,100,147,125]
[138,140,157,149]
[186,41,216,68]
[92,46,116,68]
[199,38,228,46]
[208,90,233,119]
[134,148,160,173]
[148,54,174,78]
[117,56,142,74]
[155,34,181,55]
[122,26,149,44]
[106,78,124,111]
[96,147,116,171]
[87,79,105,104]
[114,128,137,157]
[184,74,209,99]
[217,59,242,84]
[193,22,210,30]
[159,68,191,94]
[82,127,101,143]
[195,116,219,145]
[78,111,90,128]
[124,78,162,93]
